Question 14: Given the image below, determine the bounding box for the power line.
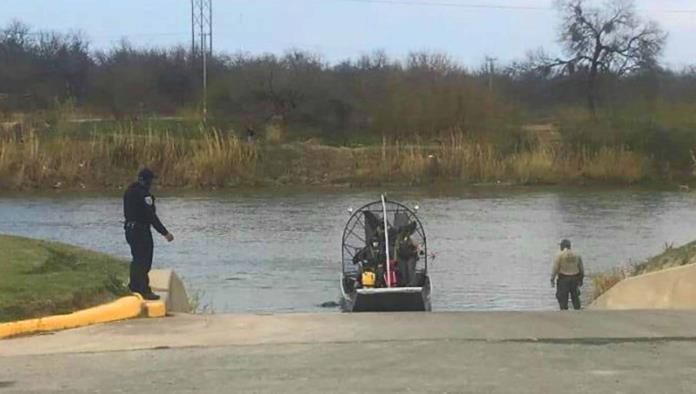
[331,0,547,11]
[638,8,696,15]
[95,32,189,39]
[6,30,190,42]
[330,0,696,14]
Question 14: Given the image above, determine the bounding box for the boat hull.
[341,275,432,312]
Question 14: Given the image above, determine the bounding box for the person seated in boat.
[353,237,386,288]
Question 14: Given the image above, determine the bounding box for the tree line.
[1,0,695,143]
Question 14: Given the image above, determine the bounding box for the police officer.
[550,239,584,310]
[123,168,174,300]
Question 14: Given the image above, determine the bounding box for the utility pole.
[191,0,213,120]
[485,56,497,94]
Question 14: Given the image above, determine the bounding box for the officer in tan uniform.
[551,239,584,310]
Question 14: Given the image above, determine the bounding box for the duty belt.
[125,221,149,229]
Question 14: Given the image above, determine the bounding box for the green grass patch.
[0,234,129,322]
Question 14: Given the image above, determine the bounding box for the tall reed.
[0,128,652,189]
[0,127,257,188]
[351,133,652,185]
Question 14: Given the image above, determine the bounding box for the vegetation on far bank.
[0,234,129,322]
[1,0,695,189]
[591,241,696,301]
[0,124,664,190]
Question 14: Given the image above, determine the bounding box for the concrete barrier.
[149,269,191,313]
[0,295,144,339]
[590,263,696,310]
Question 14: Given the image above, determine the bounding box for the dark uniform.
[395,235,419,287]
[123,169,169,298]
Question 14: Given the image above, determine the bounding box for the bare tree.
[549,0,666,114]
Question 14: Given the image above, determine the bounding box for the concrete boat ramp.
[2,311,696,393]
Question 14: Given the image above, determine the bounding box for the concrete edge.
[619,262,696,281]
[149,269,192,313]
[0,294,166,340]
[589,262,696,310]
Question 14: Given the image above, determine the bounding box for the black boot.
[143,292,161,301]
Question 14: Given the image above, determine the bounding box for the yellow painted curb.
[0,294,145,339]
[145,301,167,318]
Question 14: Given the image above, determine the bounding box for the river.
[1,186,695,312]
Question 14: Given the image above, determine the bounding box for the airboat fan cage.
[341,199,427,276]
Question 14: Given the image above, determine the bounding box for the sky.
[2,0,695,68]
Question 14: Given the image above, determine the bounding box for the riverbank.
[0,128,669,191]
[591,240,696,300]
[0,235,129,322]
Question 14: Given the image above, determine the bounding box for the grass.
[0,234,130,322]
[0,121,658,190]
[187,289,214,314]
[590,268,630,301]
[590,240,696,301]
[0,126,258,189]
[350,133,653,186]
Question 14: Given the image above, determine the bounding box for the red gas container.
[385,260,398,287]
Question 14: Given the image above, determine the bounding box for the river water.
[1,186,695,312]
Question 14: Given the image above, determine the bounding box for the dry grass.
[438,133,507,182]
[188,130,258,187]
[508,148,560,184]
[589,241,696,302]
[0,127,257,188]
[350,133,652,186]
[0,128,653,189]
[265,123,284,144]
[590,269,629,301]
[581,147,650,183]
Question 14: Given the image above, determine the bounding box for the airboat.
[340,195,432,312]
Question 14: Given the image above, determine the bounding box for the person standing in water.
[551,239,584,310]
